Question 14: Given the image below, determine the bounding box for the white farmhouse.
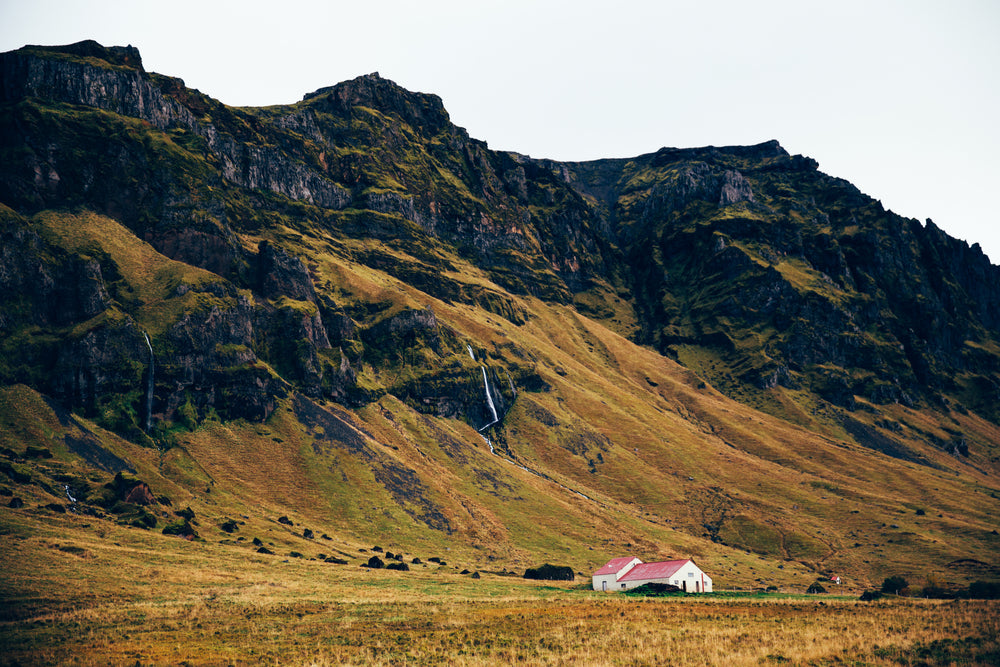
[592,556,712,593]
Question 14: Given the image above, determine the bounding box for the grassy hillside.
[1,44,999,659]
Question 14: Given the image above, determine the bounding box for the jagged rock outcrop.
[545,142,1000,418]
[0,220,109,331]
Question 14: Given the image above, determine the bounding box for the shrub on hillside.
[623,583,683,597]
[881,576,909,595]
[968,581,1000,599]
[919,586,956,599]
[523,564,574,581]
[806,582,826,594]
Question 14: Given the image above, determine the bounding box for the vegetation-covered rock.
[523,564,574,581]
[162,518,197,539]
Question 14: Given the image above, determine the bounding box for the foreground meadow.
[2,510,998,667]
[3,583,998,666]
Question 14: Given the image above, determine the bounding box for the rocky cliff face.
[541,143,1000,421]
[1,40,999,439]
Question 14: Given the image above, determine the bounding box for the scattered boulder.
[44,502,67,513]
[364,555,385,569]
[57,545,86,556]
[8,497,24,508]
[24,445,53,459]
[471,571,481,579]
[112,502,157,529]
[289,551,304,558]
[121,474,152,503]
[386,562,409,571]
[257,546,274,555]
[302,528,314,539]
[277,516,293,525]
[412,557,422,565]
[325,557,349,564]
[0,461,31,484]
[219,519,239,533]
[162,519,197,539]
[523,564,574,581]
[321,533,332,540]
[252,537,264,547]
[175,507,195,521]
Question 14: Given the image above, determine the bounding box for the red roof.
[618,559,691,582]
[594,556,640,576]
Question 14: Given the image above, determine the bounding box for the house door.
[695,581,700,593]
[602,581,606,591]
[682,581,687,592]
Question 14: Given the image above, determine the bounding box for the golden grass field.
[2,507,998,666]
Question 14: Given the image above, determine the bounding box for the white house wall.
[618,561,713,593]
[592,574,619,592]
[591,557,641,591]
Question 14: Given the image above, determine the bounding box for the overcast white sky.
[3,0,998,263]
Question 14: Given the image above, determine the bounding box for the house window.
[622,584,626,589]
[688,572,694,577]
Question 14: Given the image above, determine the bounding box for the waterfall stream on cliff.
[473,366,592,501]
[505,370,517,398]
[479,433,496,454]
[142,332,154,433]
[466,344,476,361]
[479,366,499,432]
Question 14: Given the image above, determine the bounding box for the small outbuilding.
[592,556,712,593]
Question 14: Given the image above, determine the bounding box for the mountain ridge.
[1,41,998,590]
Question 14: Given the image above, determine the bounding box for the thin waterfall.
[479,366,499,431]
[466,344,476,361]
[471,365,591,501]
[142,332,154,433]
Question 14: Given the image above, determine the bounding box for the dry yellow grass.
[2,522,997,666]
[1,505,997,666]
